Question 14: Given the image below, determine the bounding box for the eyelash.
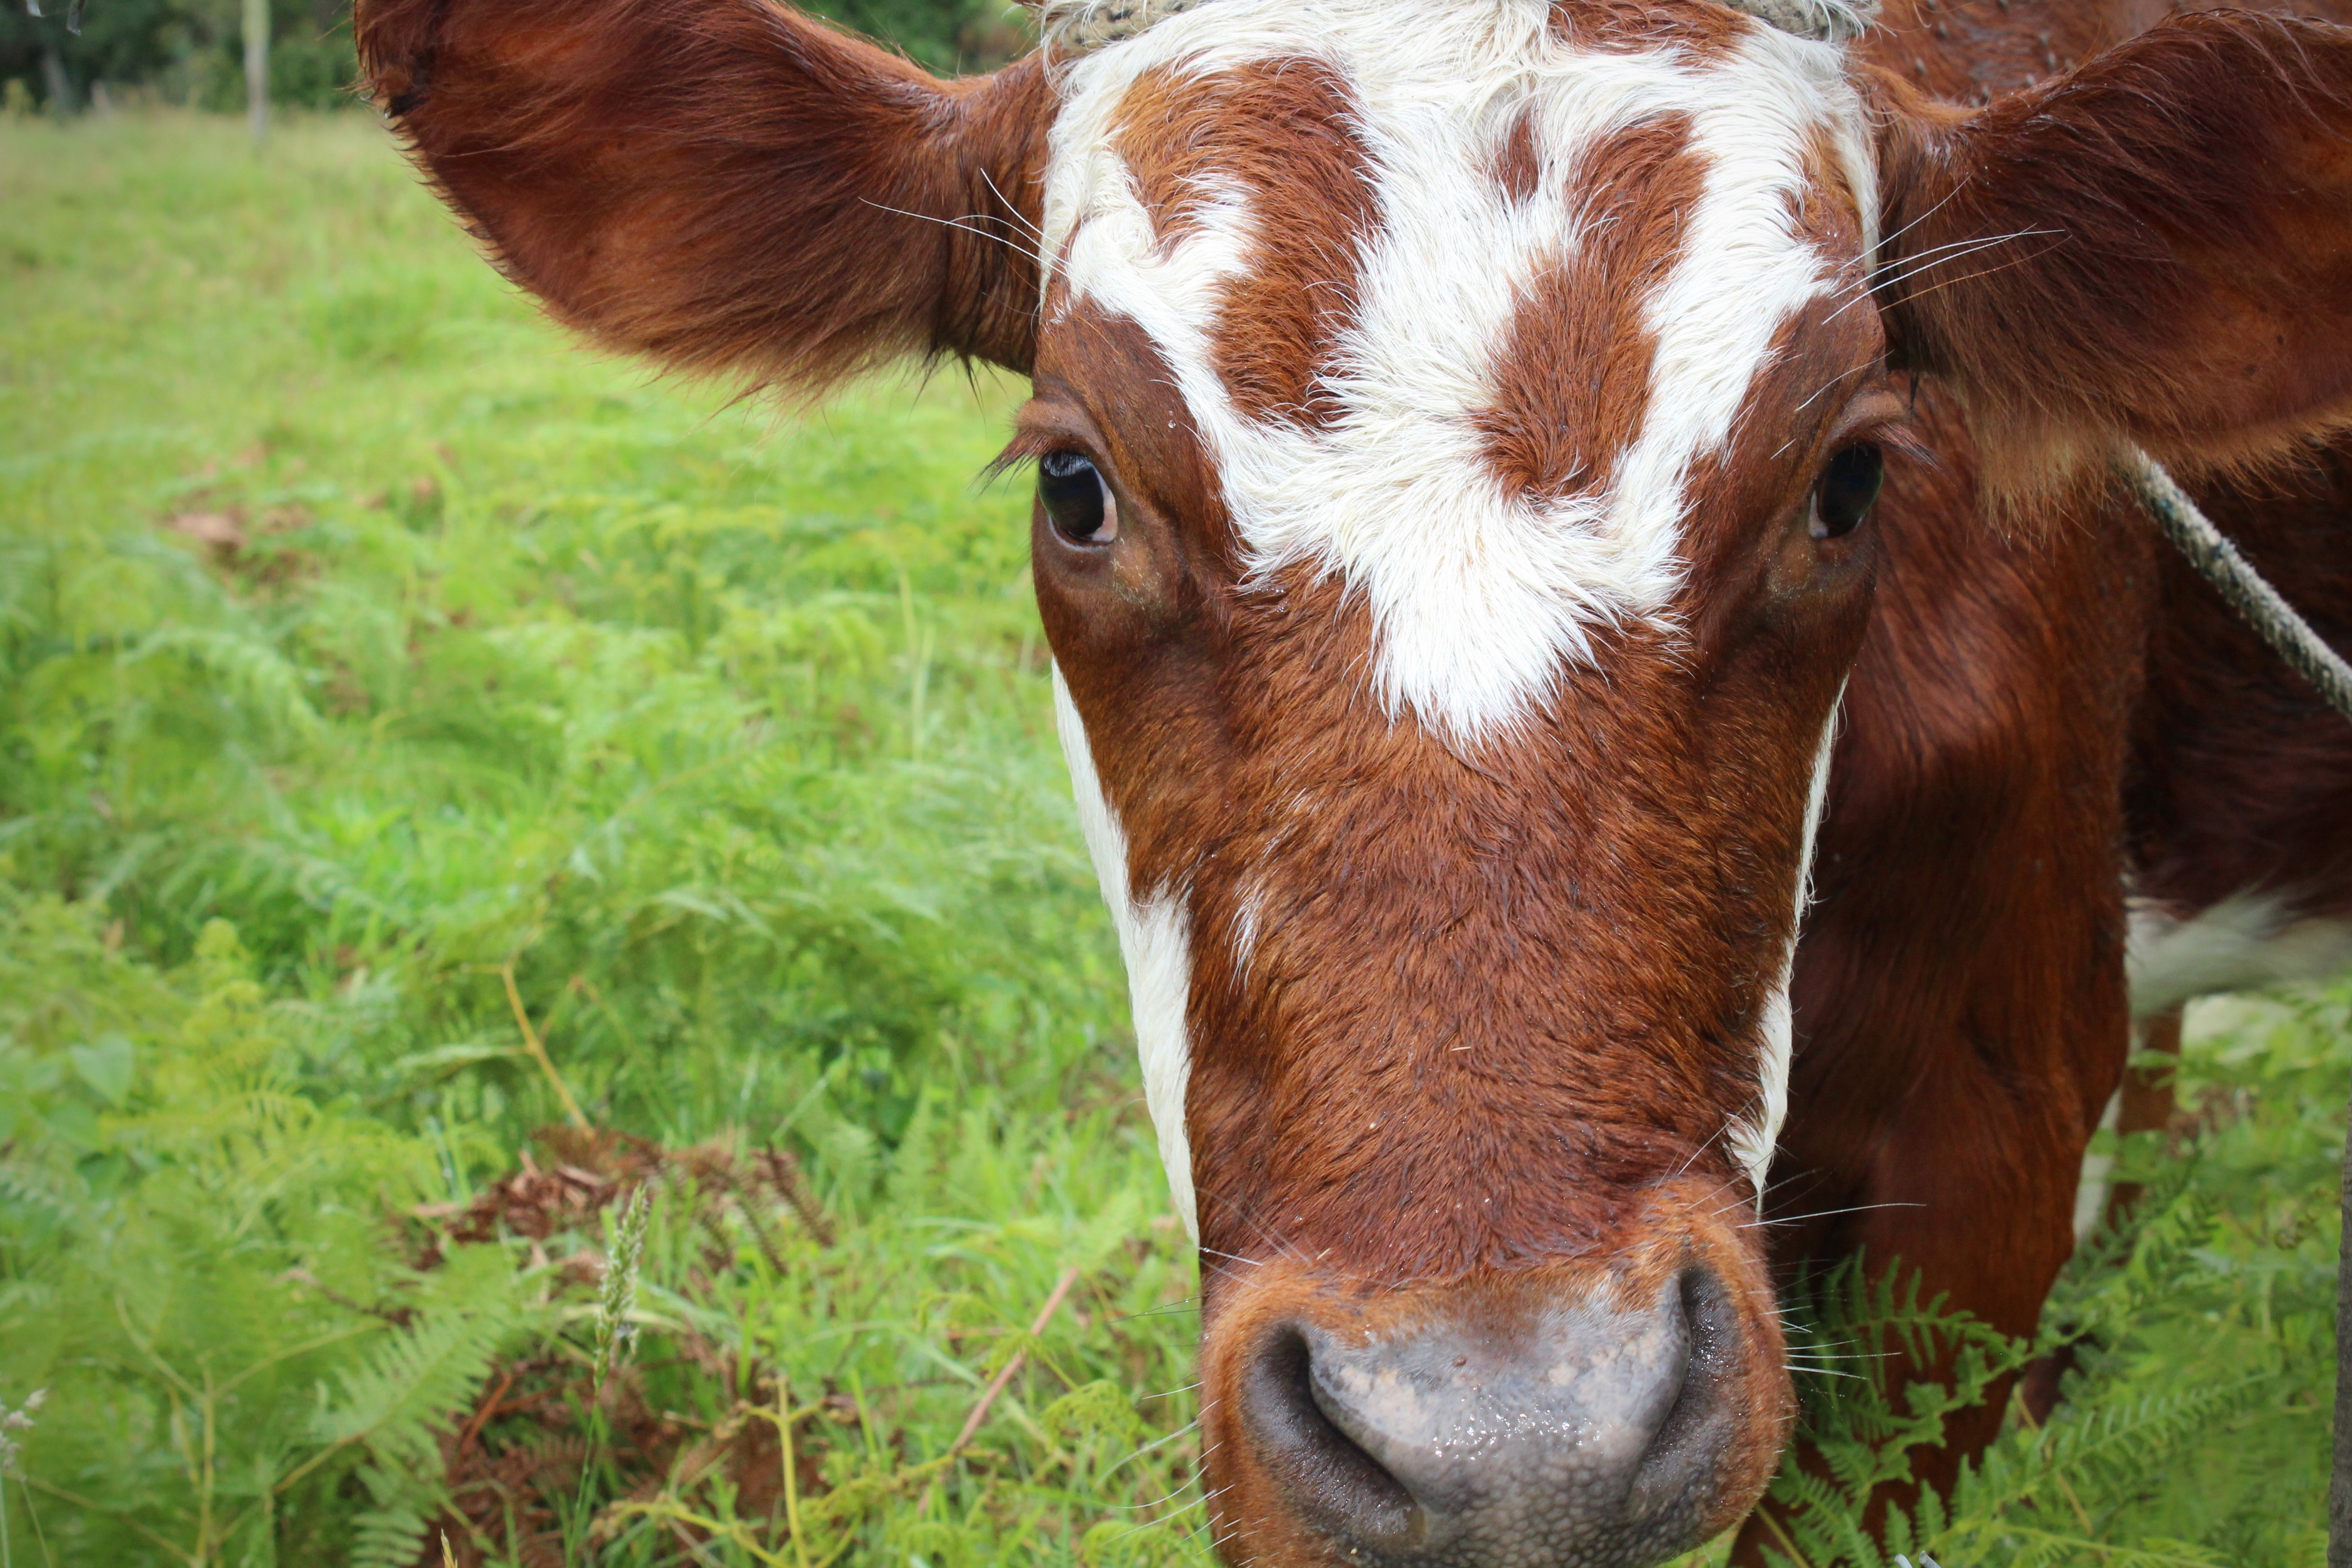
[983,429,1066,487]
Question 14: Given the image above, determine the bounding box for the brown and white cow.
[356,0,2352,1558]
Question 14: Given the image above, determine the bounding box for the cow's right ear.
[358,0,1052,389]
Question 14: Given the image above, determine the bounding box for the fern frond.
[125,626,325,739]
[1935,1520,2227,1568]
[313,1308,508,1471]
[299,1277,526,1568]
[1946,1376,2269,1530]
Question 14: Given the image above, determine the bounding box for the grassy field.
[0,108,2345,1568]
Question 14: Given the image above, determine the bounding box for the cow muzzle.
[1197,1222,1789,1566]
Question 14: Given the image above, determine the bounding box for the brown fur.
[1114,58,1380,427]
[1487,107,1544,206]
[1862,0,2117,102]
[1030,302,1878,1292]
[1025,266,1885,1556]
[1476,114,1705,502]
[1745,379,2147,1549]
[1549,0,1745,59]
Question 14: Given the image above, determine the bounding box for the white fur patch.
[1729,680,1844,1200]
[1043,0,1874,746]
[2126,892,2352,1019]
[2068,898,2352,1248]
[1229,874,1270,977]
[1053,666,1200,1239]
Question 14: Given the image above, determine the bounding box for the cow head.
[1026,7,1879,1559]
[359,0,2352,1557]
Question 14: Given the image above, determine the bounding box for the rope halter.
[1041,0,1882,55]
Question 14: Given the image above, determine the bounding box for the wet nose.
[1235,1270,1746,1567]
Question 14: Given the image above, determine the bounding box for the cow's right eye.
[1040,451,1117,544]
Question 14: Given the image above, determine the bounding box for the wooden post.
[242,0,269,145]
[2102,1006,2184,1231]
[38,43,73,114]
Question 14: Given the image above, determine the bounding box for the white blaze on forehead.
[1729,679,1844,1200]
[1052,665,1200,1240]
[1043,0,1875,746]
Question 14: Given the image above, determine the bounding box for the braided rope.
[1044,0,1881,55]
[1044,0,1205,52]
[2119,446,2352,723]
[1716,0,1879,43]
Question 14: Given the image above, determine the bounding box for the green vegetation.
[0,110,2342,1568]
[0,0,359,117]
[1764,990,2345,1566]
[1,108,1191,1568]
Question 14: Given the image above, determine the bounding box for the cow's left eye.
[1810,443,1883,540]
[1040,450,1117,544]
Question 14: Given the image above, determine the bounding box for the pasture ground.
[0,108,2343,1568]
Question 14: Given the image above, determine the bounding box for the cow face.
[360,0,2352,1554]
[1022,2,1878,1556]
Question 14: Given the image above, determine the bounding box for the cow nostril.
[1242,1324,1420,1546]
[1635,1268,1743,1512]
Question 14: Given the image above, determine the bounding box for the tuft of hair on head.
[1719,0,1880,44]
[1039,0,1882,55]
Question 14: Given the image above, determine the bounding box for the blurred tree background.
[0,0,1033,114]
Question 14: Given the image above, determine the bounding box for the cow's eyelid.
[994,395,1113,483]
[1821,388,1917,454]
[982,433,1052,487]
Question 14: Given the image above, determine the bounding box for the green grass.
[0,107,2343,1568]
[0,106,1204,1568]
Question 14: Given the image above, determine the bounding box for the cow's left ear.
[358,0,1053,391]
[1872,11,2352,486]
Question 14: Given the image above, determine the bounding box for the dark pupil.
[1040,451,1106,541]
[1812,443,1884,540]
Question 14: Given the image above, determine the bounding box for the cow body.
[1784,0,2352,1492]
[1781,379,2352,1495]
[357,0,2352,1557]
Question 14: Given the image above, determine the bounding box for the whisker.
[1768,363,1883,461]
[977,167,1048,246]
[1742,1200,1926,1229]
[1786,360,1874,424]
[1873,178,1974,259]
[1879,225,2059,277]
[1823,227,2063,325]
[1105,1416,1205,1481]
[1199,1182,1317,1271]
[1102,1466,1207,1508]
[1665,1120,1735,1185]
[1107,1298,1201,1323]
[1199,1245,1268,1267]
[1888,239,2068,313]
[1820,228,2061,326]
[858,197,1028,253]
